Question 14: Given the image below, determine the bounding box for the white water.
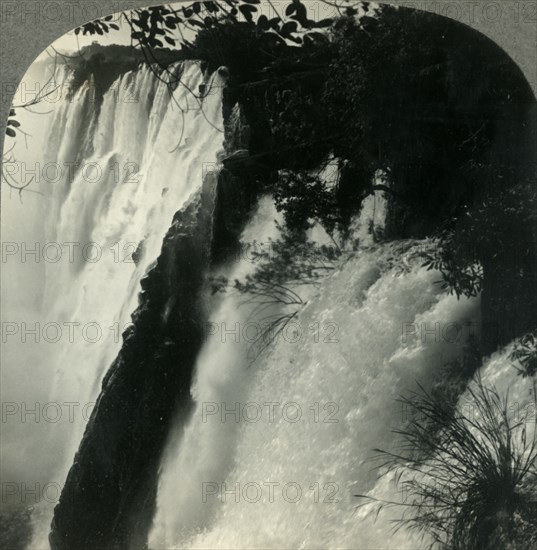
[1,61,225,548]
[3,56,533,550]
[148,183,482,549]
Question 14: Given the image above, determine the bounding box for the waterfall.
[147,173,480,549]
[3,49,533,550]
[2,60,225,549]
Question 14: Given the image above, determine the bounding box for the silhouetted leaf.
[239,4,257,22]
[6,127,16,137]
[165,16,178,28]
[285,4,296,16]
[204,2,218,12]
[313,18,333,28]
[268,16,281,30]
[257,14,269,30]
[280,21,298,36]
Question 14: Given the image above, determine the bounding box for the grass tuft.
[357,375,537,549]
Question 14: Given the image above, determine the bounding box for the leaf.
[293,1,308,23]
[6,127,16,137]
[204,2,218,12]
[285,3,296,16]
[165,17,178,28]
[239,3,257,21]
[74,27,80,35]
[268,16,281,30]
[109,23,119,30]
[313,18,333,28]
[242,0,261,4]
[165,36,175,46]
[280,21,298,36]
[8,119,20,127]
[104,15,114,21]
[257,14,269,30]
[193,2,201,14]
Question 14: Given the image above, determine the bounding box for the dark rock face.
[49,174,217,550]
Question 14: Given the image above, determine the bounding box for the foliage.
[29,2,537,313]
[422,180,537,299]
[73,1,337,69]
[75,14,119,36]
[5,108,19,138]
[209,226,340,363]
[359,377,537,549]
[322,6,535,238]
[421,237,484,299]
[510,331,537,377]
[273,171,339,234]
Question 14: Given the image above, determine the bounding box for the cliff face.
[50,175,215,549]
[49,81,263,548]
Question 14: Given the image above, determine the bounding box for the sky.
[33,0,355,62]
[36,13,134,62]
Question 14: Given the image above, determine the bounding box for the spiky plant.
[358,376,537,549]
[510,331,537,378]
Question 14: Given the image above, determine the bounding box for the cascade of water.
[149,179,480,548]
[150,196,284,547]
[175,239,480,550]
[4,52,530,550]
[1,60,226,549]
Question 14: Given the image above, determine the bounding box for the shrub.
[510,331,537,378]
[359,376,537,549]
[209,227,340,363]
[422,180,537,299]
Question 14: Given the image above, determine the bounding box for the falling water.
[148,178,481,549]
[3,55,531,550]
[2,60,225,548]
